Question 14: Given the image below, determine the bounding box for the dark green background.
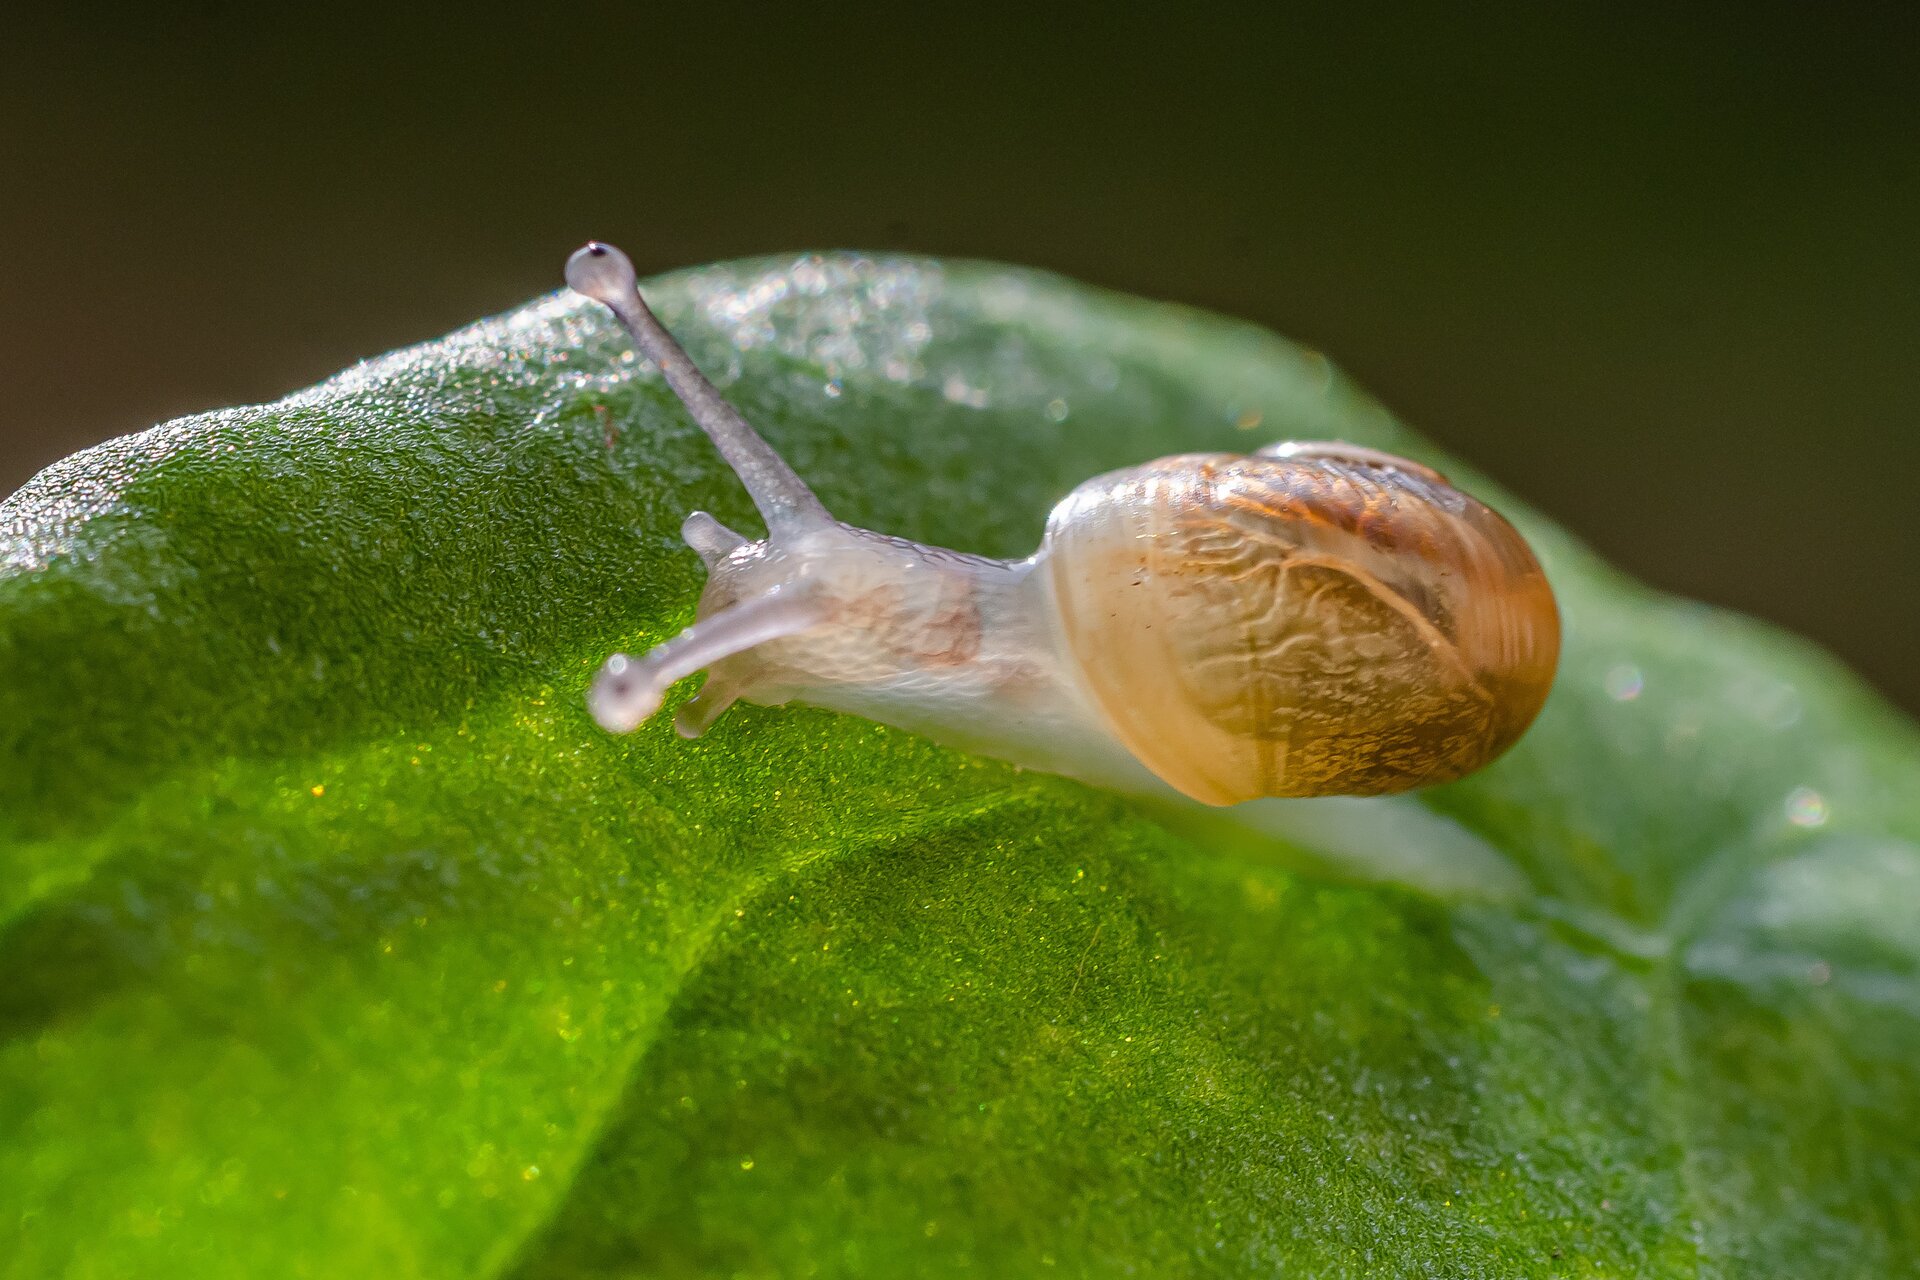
[3,3,1916,710]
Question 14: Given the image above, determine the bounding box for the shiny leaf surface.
[3,257,1916,1277]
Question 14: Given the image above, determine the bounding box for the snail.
[568,242,1559,807]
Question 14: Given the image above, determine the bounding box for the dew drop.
[1603,663,1644,702]
[1784,786,1830,829]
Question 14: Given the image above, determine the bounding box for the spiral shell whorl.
[1044,449,1559,805]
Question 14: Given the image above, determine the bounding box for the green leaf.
[3,255,1916,1278]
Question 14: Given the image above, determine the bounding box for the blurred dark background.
[4,4,1917,712]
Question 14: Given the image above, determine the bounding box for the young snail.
[568,242,1559,807]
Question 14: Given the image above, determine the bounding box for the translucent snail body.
[568,242,1559,806]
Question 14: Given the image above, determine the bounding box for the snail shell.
[1045,443,1558,804]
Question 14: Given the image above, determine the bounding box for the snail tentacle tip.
[565,241,639,306]
[587,652,664,735]
[682,510,749,566]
